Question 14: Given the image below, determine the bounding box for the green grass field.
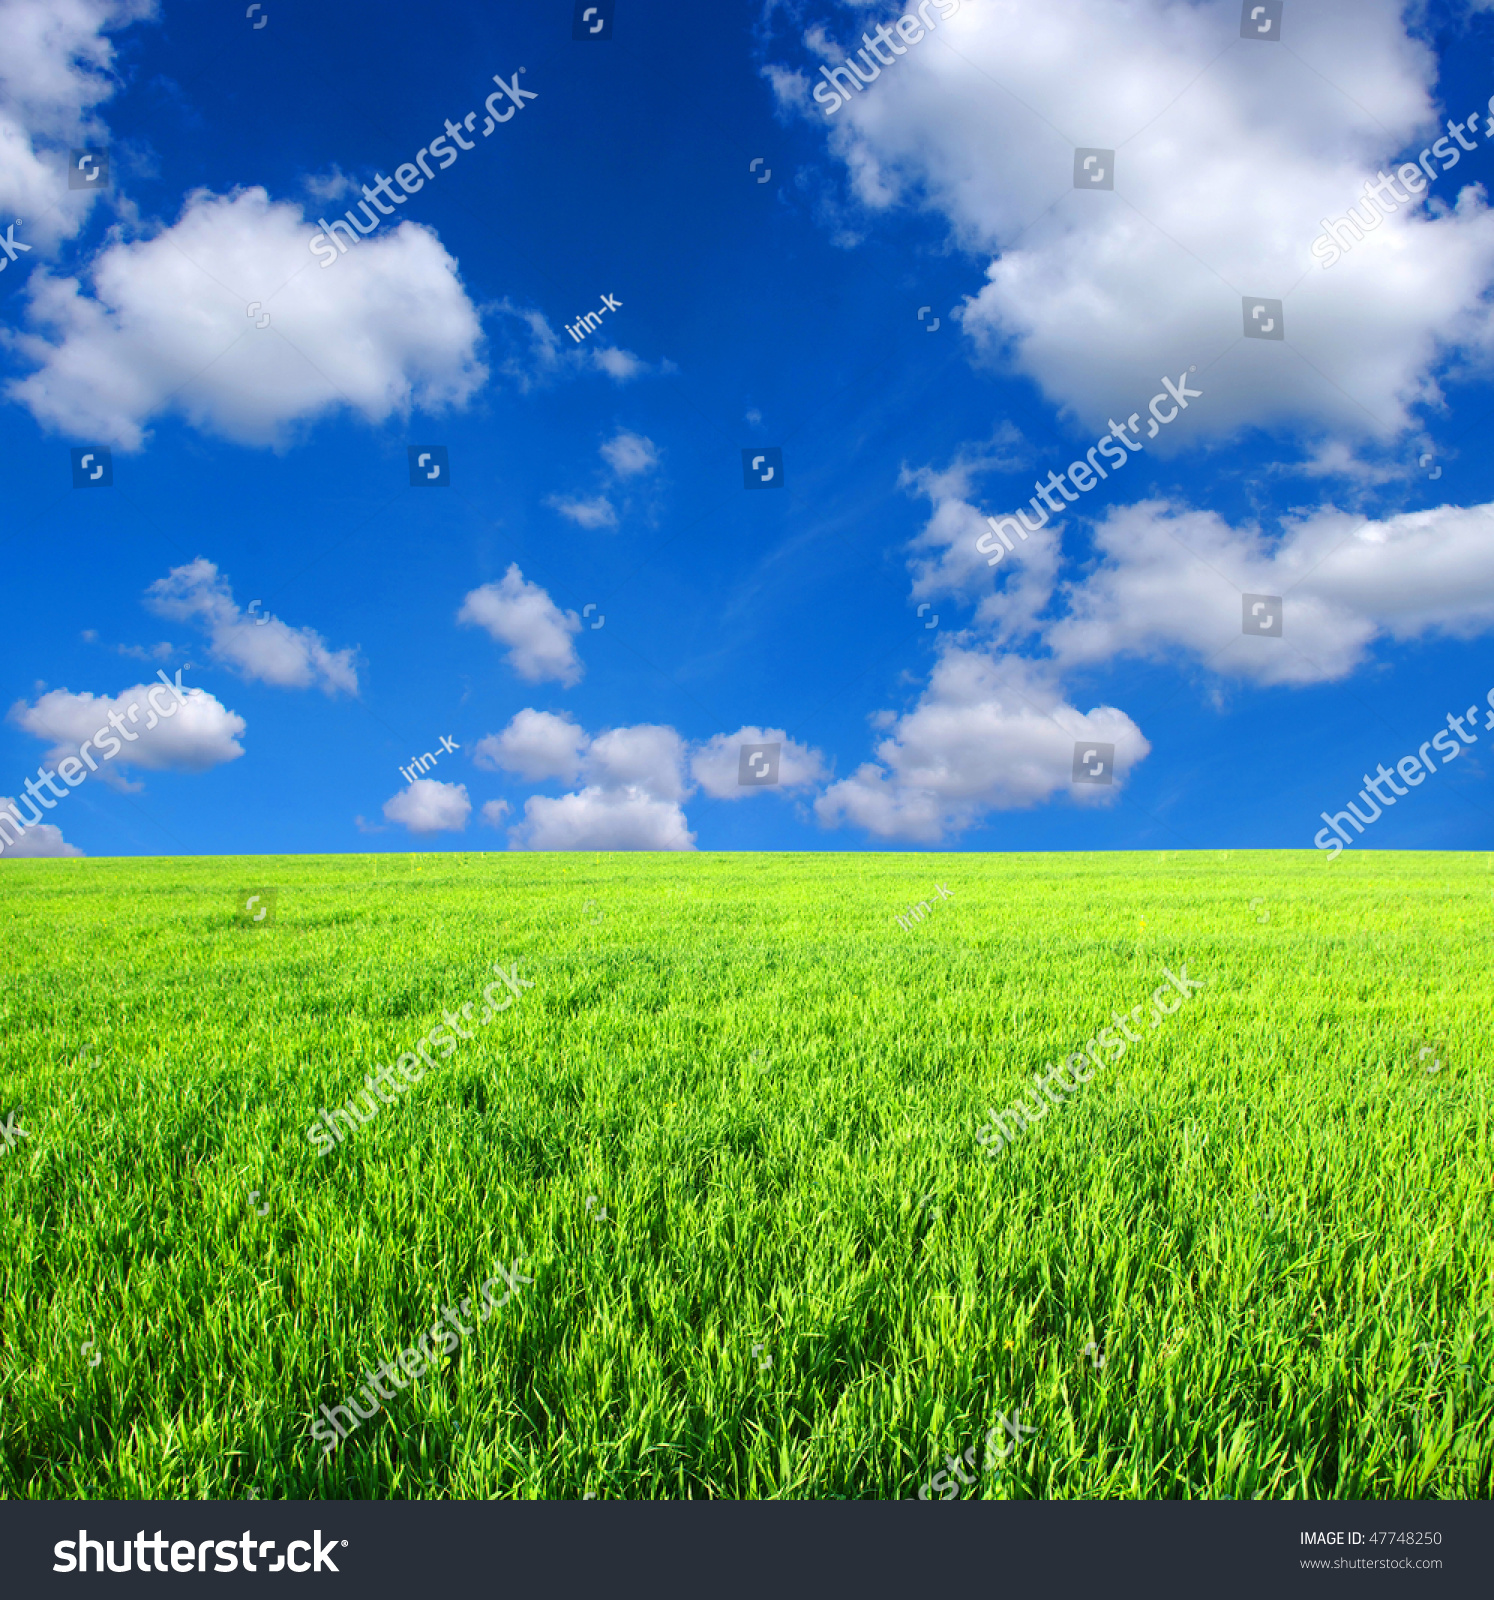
[1,849,1490,1501]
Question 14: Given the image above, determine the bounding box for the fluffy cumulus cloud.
[474,706,843,846]
[586,724,691,801]
[5,187,486,449]
[513,788,695,850]
[9,677,246,787]
[1043,496,1494,685]
[771,0,1494,444]
[382,778,471,835]
[0,797,83,857]
[0,0,154,253]
[512,722,694,850]
[479,709,695,850]
[144,558,358,693]
[858,440,1494,841]
[816,648,1150,842]
[479,709,835,847]
[473,709,586,784]
[457,565,583,686]
[690,726,828,799]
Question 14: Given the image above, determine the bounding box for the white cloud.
[479,798,511,828]
[383,778,470,835]
[0,0,151,133]
[690,726,828,799]
[815,648,1150,842]
[510,789,695,851]
[487,711,696,849]
[586,724,690,801]
[491,299,568,392]
[489,304,673,392]
[973,524,1064,647]
[0,797,83,857]
[1291,438,1412,486]
[591,347,645,381]
[301,166,357,203]
[457,565,583,686]
[114,639,176,662]
[144,557,358,693]
[473,709,586,784]
[475,710,689,798]
[0,0,154,253]
[590,347,678,382]
[5,187,486,449]
[544,431,661,534]
[483,712,833,845]
[9,677,246,785]
[896,429,1061,639]
[1043,495,1494,685]
[904,475,1013,601]
[545,493,618,530]
[773,0,1494,443]
[902,467,1064,645]
[599,428,660,477]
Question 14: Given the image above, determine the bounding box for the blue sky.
[3,0,1494,857]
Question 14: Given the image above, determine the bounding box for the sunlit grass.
[0,848,1489,1500]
